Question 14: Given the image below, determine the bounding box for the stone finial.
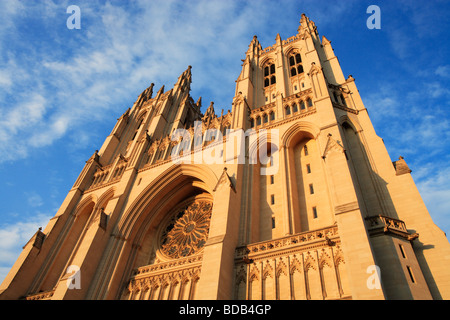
[393,156,412,175]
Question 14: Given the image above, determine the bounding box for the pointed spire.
[175,65,192,92]
[202,101,217,126]
[247,35,262,54]
[275,33,282,44]
[205,101,215,117]
[180,65,192,80]
[136,83,154,106]
[143,83,154,100]
[158,85,165,94]
[298,13,317,35]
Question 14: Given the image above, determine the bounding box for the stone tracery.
[159,200,213,260]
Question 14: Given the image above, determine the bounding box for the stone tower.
[1,14,450,300]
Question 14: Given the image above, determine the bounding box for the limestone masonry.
[1,14,450,300]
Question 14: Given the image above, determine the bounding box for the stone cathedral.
[1,14,450,301]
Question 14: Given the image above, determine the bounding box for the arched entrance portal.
[91,164,219,300]
[123,193,213,300]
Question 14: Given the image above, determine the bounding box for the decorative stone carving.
[322,133,345,159]
[393,156,412,176]
[159,200,213,259]
[213,167,236,193]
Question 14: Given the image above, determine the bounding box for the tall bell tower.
[1,13,450,301]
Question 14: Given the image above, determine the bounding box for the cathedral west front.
[1,13,450,301]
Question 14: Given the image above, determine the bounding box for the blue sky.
[0,0,449,283]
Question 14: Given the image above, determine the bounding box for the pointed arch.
[282,121,320,149]
[259,55,276,69]
[74,194,97,217]
[249,265,260,282]
[337,114,363,133]
[284,45,303,58]
[290,256,303,275]
[247,129,280,167]
[263,263,274,279]
[116,164,219,241]
[97,187,116,210]
[276,259,288,277]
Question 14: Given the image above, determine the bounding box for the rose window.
[159,200,212,259]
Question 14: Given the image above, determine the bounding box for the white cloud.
[0,0,315,165]
[397,114,450,153]
[388,28,412,60]
[426,82,450,99]
[25,191,44,208]
[362,84,401,125]
[435,65,450,78]
[0,93,48,160]
[0,213,52,283]
[28,114,71,148]
[415,167,450,236]
[0,69,12,88]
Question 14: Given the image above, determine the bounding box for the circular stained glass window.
[159,200,212,259]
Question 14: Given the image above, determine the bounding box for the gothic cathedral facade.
[2,14,450,300]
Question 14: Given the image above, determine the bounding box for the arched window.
[285,106,291,116]
[307,98,313,107]
[263,114,268,124]
[289,56,295,66]
[292,103,298,113]
[257,116,262,126]
[269,111,275,121]
[264,62,276,87]
[289,52,304,77]
[291,68,296,77]
[300,100,306,110]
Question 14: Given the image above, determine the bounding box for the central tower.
[2,14,450,301]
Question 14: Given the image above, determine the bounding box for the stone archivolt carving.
[123,197,212,300]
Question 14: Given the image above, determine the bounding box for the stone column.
[321,132,386,299]
[196,167,242,300]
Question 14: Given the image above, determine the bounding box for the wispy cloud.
[415,166,450,235]
[0,213,52,283]
[25,191,44,208]
[0,0,282,164]
[435,65,450,78]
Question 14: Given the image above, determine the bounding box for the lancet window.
[289,52,304,77]
[264,62,276,87]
